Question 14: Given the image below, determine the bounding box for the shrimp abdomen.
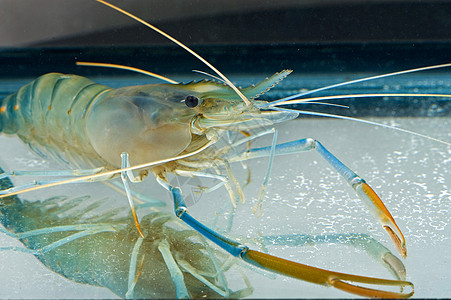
[0,73,111,167]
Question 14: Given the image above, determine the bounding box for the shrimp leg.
[120,152,145,238]
[119,152,230,237]
[229,138,407,258]
[158,180,413,298]
[105,180,166,207]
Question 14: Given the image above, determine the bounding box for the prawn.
[1,0,450,298]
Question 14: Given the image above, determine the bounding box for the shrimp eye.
[185,95,199,108]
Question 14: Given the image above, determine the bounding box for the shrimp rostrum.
[4,0,451,298]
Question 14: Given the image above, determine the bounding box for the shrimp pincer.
[2,0,450,298]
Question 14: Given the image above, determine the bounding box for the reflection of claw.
[382,252,406,281]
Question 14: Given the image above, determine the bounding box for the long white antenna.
[76,61,179,84]
[96,0,251,106]
[265,63,451,108]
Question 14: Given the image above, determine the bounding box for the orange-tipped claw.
[241,249,414,298]
[384,225,406,258]
[358,182,407,257]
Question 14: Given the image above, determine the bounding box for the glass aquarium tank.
[0,0,450,298]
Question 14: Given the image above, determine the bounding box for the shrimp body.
[0,71,296,171]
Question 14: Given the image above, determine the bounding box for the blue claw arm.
[169,185,414,298]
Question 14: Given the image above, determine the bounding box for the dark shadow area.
[32,2,451,47]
